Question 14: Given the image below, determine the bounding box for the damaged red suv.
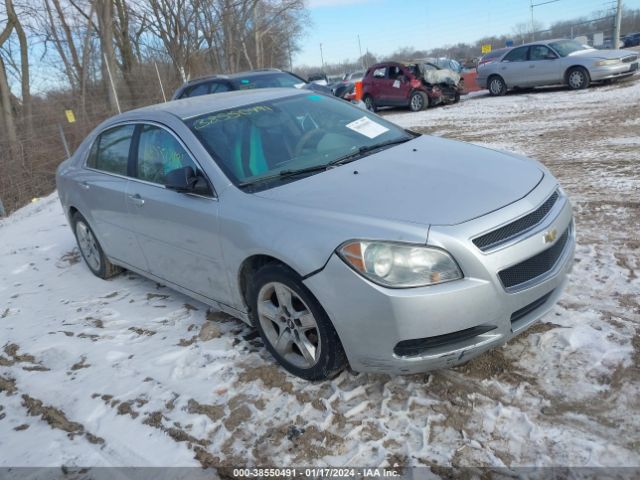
[361,61,461,112]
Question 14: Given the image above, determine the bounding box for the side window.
[530,45,557,60]
[135,124,199,185]
[210,82,231,93]
[503,47,529,62]
[185,83,210,98]
[92,125,135,175]
[373,67,386,78]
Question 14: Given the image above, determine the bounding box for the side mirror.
[165,166,212,196]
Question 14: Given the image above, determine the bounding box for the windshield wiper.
[327,136,414,167]
[236,164,329,189]
[237,135,415,189]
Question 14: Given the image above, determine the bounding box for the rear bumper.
[304,179,575,374]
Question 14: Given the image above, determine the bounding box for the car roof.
[108,88,307,122]
[181,69,288,86]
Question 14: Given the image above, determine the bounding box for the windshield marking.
[193,105,274,130]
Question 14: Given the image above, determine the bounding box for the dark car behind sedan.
[172,69,332,100]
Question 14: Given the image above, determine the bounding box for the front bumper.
[589,62,638,81]
[304,179,575,374]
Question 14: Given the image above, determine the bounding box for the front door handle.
[128,193,145,207]
[80,181,90,190]
[529,65,535,68]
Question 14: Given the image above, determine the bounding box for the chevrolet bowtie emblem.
[543,229,558,244]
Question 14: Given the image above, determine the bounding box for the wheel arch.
[564,65,589,83]
[238,254,301,311]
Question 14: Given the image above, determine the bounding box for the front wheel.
[409,91,427,112]
[249,264,346,380]
[72,212,122,279]
[567,67,590,90]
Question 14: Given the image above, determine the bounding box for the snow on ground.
[1,78,639,470]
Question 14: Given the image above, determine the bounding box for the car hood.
[254,135,543,226]
[569,48,633,59]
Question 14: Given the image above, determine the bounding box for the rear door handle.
[529,65,535,68]
[127,193,145,207]
[80,181,90,190]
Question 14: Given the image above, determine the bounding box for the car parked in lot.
[361,62,460,112]
[333,71,365,99]
[477,38,638,95]
[57,88,575,380]
[476,47,512,68]
[171,68,332,100]
[622,32,640,48]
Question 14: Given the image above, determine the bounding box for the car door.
[125,122,229,302]
[82,124,148,270]
[369,66,388,104]
[385,65,412,105]
[498,46,531,86]
[527,45,561,85]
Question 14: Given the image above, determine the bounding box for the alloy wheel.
[569,70,585,89]
[410,94,423,111]
[257,281,321,369]
[76,221,101,272]
[490,78,503,95]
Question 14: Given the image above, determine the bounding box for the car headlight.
[595,59,619,66]
[337,240,463,288]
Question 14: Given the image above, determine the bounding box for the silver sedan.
[477,38,638,95]
[56,89,575,380]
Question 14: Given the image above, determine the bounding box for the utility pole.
[530,0,561,42]
[357,35,363,69]
[613,0,623,48]
[319,43,325,71]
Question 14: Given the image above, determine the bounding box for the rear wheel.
[409,91,427,112]
[488,75,507,96]
[72,212,121,279]
[363,95,377,112]
[249,263,346,381]
[567,67,590,90]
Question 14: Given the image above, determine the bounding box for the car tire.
[409,91,427,112]
[72,212,122,279]
[453,92,461,103]
[363,95,377,112]
[567,67,590,90]
[488,75,507,96]
[248,263,347,381]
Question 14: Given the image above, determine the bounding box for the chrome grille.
[473,191,559,251]
[498,226,570,290]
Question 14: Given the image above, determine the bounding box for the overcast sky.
[296,0,640,66]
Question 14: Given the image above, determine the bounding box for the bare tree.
[0,9,17,145]
[5,0,31,134]
[139,0,203,82]
[42,0,96,114]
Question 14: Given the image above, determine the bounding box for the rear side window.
[87,124,135,175]
[184,83,211,98]
[135,124,199,185]
[503,47,529,62]
[372,67,386,78]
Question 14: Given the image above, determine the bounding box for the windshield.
[186,93,412,189]
[549,40,591,57]
[230,73,305,89]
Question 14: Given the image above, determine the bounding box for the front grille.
[473,191,559,251]
[394,325,497,357]
[499,227,570,290]
[622,55,638,63]
[510,290,554,324]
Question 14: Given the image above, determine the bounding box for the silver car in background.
[477,38,639,95]
[56,89,575,380]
